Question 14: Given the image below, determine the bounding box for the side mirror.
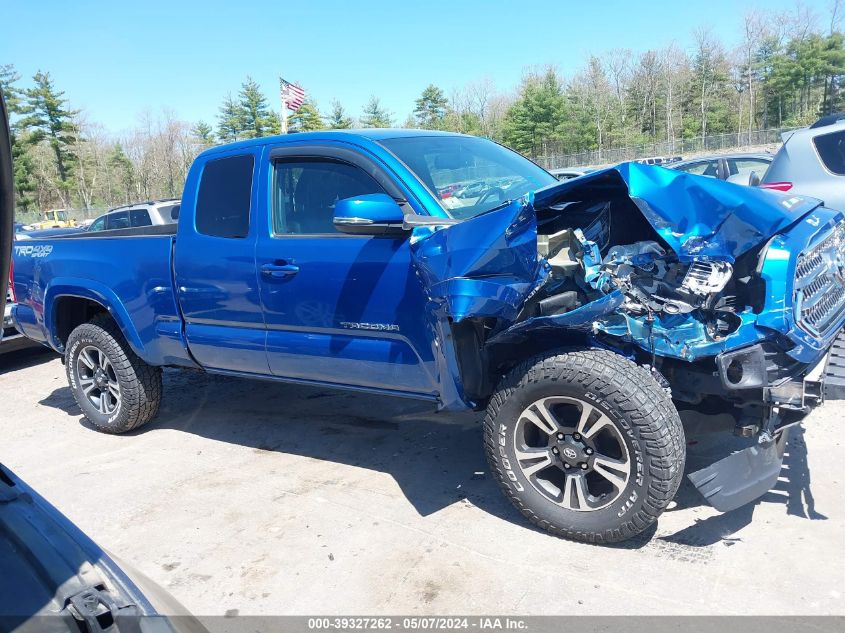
[748,171,761,187]
[333,193,406,236]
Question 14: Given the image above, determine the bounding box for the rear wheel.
[484,349,685,544]
[65,315,162,434]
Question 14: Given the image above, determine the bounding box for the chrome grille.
[795,221,845,337]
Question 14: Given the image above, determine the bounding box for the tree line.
[2,2,843,218]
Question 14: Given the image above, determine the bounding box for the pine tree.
[217,93,243,142]
[325,100,353,128]
[502,69,568,156]
[288,101,324,132]
[414,84,449,129]
[360,96,393,128]
[238,76,277,138]
[0,64,36,211]
[108,144,135,204]
[192,120,215,146]
[20,70,78,202]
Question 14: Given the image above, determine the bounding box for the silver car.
[670,153,773,185]
[761,113,845,211]
[87,199,180,232]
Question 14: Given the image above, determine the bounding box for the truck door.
[254,144,437,396]
[174,150,269,374]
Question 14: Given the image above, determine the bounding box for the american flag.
[280,78,306,111]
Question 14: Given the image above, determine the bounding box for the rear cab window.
[813,130,845,176]
[195,155,254,238]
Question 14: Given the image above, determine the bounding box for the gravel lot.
[1,346,843,616]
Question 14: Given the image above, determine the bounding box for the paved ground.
[1,347,843,616]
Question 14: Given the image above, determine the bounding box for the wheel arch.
[452,317,595,405]
[45,280,146,358]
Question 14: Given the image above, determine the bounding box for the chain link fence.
[534,127,797,170]
[16,205,109,228]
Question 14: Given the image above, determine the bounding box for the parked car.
[670,152,773,185]
[761,113,845,210]
[11,130,845,544]
[634,156,682,166]
[87,199,180,232]
[550,167,596,180]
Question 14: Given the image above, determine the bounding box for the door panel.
[256,152,436,394]
[175,151,269,374]
[258,236,434,393]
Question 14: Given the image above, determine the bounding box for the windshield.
[378,135,557,219]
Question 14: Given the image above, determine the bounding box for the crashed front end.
[412,163,845,512]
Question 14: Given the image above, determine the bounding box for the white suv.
[87,199,180,232]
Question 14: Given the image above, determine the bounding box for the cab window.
[272,159,385,235]
[196,155,254,238]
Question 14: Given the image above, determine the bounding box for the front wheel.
[484,349,685,544]
[65,315,162,434]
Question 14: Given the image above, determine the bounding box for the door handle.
[261,262,300,279]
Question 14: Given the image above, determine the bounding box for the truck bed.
[12,230,192,367]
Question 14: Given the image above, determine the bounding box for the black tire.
[65,314,162,434]
[484,348,685,544]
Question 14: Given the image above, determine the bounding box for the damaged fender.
[409,163,832,390]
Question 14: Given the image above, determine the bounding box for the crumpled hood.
[534,162,822,262]
[410,163,823,324]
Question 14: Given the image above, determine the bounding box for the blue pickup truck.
[12,130,845,543]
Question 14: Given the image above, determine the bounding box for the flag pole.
[279,77,288,134]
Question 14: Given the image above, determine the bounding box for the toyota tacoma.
[11,130,845,543]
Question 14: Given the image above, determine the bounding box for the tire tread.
[483,348,685,544]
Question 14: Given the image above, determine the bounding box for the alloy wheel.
[513,396,632,511]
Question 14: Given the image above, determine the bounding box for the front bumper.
[689,328,845,512]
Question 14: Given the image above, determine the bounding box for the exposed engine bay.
[521,196,747,360]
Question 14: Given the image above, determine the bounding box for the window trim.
[267,145,410,239]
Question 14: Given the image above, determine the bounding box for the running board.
[688,429,789,512]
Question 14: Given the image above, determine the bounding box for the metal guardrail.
[534,127,797,169]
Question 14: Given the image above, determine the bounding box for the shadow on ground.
[0,346,57,376]
[38,367,826,546]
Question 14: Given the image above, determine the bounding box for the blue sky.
[1,0,832,133]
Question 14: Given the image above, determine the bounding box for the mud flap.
[688,429,789,512]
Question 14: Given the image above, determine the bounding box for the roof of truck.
[200,128,469,156]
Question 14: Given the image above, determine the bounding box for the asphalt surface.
[1,346,843,616]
